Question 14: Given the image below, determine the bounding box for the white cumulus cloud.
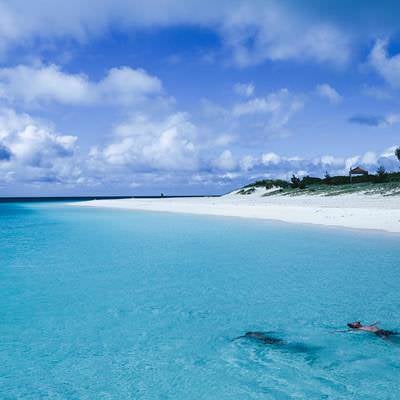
[212,150,237,171]
[316,83,342,104]
[369,39,400,88]
[0,107,82,184]
[89,112,199,173]
[261,152,281,165]
[221,3,350,67]
[0,1,352,68]
[0,64,162,106]
[232,89,303,130]
[233,82,255,97]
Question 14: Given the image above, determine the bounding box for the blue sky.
[0,0,399,195]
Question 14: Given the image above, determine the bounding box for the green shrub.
[324,171,332,184]
[374,166,388,183]
[291,175,306,189]
[243,179,290,189]
[237,187,256,195]
[302,176,322,185]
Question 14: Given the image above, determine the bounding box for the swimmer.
[347,321,397,338]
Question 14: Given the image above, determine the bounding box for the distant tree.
[377,165,386,175]
[324,171,331,184]
[375,165,388,183]
[291,174,300,188]
[291,174,305,189]
[396,147,400,165]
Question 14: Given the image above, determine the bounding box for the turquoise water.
[1,202,400,399]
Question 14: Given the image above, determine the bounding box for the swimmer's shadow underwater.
[233,331,321,363]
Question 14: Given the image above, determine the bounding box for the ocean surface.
[1,201,400,399]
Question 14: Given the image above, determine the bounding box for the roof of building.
[350,166,368,175]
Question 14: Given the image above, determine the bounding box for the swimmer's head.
[347,321,362,329]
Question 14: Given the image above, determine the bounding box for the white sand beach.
[73,188,400,233]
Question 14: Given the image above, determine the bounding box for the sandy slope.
[72,188,400,233]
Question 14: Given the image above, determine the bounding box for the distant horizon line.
[0,194,222,202]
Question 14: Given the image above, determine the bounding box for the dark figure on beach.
[347,321,397,338]
[235,331,283,345]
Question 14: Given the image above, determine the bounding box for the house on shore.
[349,166,368,182]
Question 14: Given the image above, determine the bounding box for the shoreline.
[71,193,400,234]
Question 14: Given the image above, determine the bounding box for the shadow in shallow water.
[234,331,322,362]
[234,331,283,345]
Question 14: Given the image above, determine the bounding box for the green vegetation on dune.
[270,181,400,197]
[243,179,290,189]
[239,171,400,197]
